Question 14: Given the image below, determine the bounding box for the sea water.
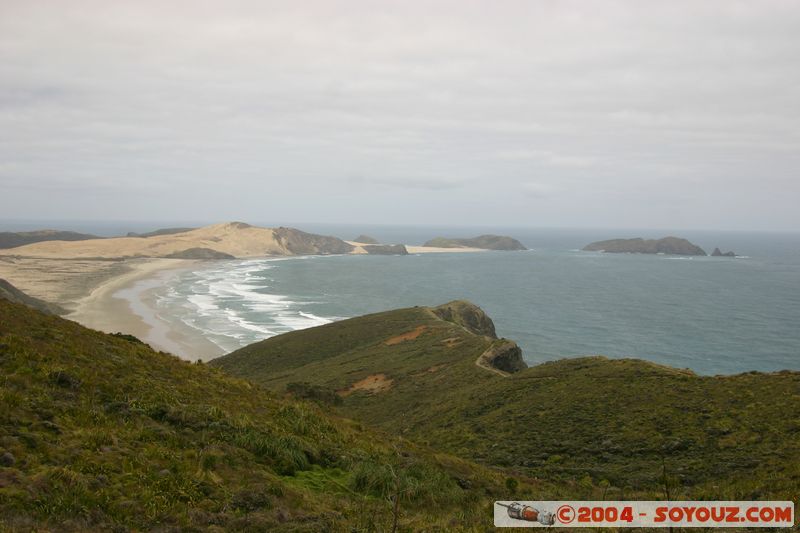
[151,227,800,375]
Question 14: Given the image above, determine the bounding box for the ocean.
[144,226,800,375]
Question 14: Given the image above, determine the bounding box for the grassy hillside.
[126,227,196,238]
[0,279,66,315]
[0,230,100,250]
[214,302,800,501]
[0,298,551,531]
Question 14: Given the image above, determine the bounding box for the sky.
[1,1,799,231]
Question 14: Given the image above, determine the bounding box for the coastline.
[405,245,485,253]
[67,258,225,361]
[2,244,491,362]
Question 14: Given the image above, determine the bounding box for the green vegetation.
[0,279,66,315]
[273,227,355,255]
[423,235,527,251]
[363,244,409,255]
[4,290,797,529]
[583,237,707,255]
[0,230,100,249]
[353,235,380,245]
[126,227,196,238]
[164,247,236,260]
[0,298,549,531]
[214,302,800,502]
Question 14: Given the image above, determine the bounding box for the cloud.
[0,0,798,230]
[348,174,467,191]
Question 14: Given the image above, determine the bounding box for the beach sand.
[405,245,485,253]
[346,241,486,254]
[68,258,225,361]
[0,241,487,361]
[0,256,224,361]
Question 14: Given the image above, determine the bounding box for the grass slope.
[0,230,100,250]
[0,298,546,531]
[0,279,66,316]
[214,303,800,501]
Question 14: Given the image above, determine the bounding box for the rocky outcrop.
[0,230,100,249]
[424,235,527,251]
[0,279,66,315]
[363,244,409,255]
[164,248,235,259]
[273,227,355,255]
[711,248,736,257]
[432,300,497,338]
[583,237,706,256]
[477,340,527,374]
[353,235,380,244]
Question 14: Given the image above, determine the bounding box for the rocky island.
[352,234,380,244]
[583,236,706,255]
[711,247,736,257]
[423,234,527,251]
[362,244,409,255]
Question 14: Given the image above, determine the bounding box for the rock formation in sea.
[583,237,706,256]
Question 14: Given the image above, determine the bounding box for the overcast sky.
[1,1,799,230]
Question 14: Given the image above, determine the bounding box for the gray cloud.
[0,0,798,230]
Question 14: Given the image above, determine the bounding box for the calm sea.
[146,226,800,375]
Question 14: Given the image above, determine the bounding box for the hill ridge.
[0,297,534,530]
[214,304,800,500]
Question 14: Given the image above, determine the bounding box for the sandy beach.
[347,241,487,254]
[0,225,492,361]
[0,256,224,361]
[405,245,486,253]
[67,258,225,361]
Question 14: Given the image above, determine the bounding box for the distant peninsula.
[352,234,380,244]
[423,235,527,251]
[0,229,100,249]
[127,227,195,238]
[583,237,707,256]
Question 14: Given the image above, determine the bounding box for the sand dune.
[1,222,491,260]
[0,223,494,358]
[1,222,320,259]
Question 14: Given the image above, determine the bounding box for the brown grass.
[384,325,427,345]
[339,374,394,397]
[439,337,462,348]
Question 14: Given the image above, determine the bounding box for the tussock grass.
[215,303,800,502]
[0,299,522,531]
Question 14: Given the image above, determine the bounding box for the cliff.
[711,247,736,257]
[362,244,409,255]
[476,340,527,374]
[273,227,354,255]
[432,300,498,337]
